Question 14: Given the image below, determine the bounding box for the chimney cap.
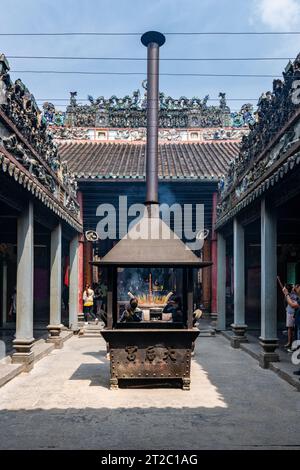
[141,31,166,47]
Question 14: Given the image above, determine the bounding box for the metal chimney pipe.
[141,31,166,205]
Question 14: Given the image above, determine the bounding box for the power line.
[6,55,295,61]
[10,70,282,78]
[1,31,300,36]
[35,98,259,102]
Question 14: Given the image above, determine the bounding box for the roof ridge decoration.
[217,53,300,223]
[0,53,80,219]
[0,150,82,231]
[50,126,249,142]
[42,84,255,130]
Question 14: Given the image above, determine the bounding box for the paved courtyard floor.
[0,333,299,450]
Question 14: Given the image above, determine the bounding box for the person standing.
[83,283,97,325]
[99,281,108,313]
[284,284,296,351]
[8,286,16,321]
[282,284,300,376]
[93,284,102,317]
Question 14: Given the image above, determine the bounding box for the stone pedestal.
[231,323,248,348]
[259,338,279,369]
[12,338,35,371]
[47,324,63,349]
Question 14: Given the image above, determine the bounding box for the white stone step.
[32,341,55,363]
[78,325,102,338]
[60,330,74,342]
[0,363,24,388]
[78,331,101,338]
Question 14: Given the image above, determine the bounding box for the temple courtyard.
[0,333,299,450]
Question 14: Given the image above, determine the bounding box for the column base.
[47,324,63,349]
[12,338,35,372]
[230,324,248,349]
[78,313,84,322]
[259,338,279,368]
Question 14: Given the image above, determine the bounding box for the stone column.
[78,235,84,316]
[2,259,7,325]
[77,191,84,319]
[231,217,247,348]
[210,192,218,318]
[187,268,194,330]
[202,239,211,312]
[83,241,93,285]
[47,223,63,348]
[12,201,35,371]
[69,235,79,332]
[259,198,279,368]
[216,232,226,331]
[107,267,114,329]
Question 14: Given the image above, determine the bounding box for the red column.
[202,239,211,311]
[78,235,84,313]
[83,242,93,285]
[77,191,84,313]
[211,192,218,315]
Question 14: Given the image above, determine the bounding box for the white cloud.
[253,0,300,30]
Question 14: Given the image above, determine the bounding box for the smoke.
[159,184,177,206]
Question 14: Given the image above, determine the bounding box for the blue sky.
[2,0,300,112]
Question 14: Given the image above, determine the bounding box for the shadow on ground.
[0,334,300,450]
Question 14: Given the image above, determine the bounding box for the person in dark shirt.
[163,295,183,323]
[120,297,142,322]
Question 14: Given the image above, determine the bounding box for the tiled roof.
[58,141,239,180]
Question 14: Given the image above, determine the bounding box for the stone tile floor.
[0,331,299,449]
